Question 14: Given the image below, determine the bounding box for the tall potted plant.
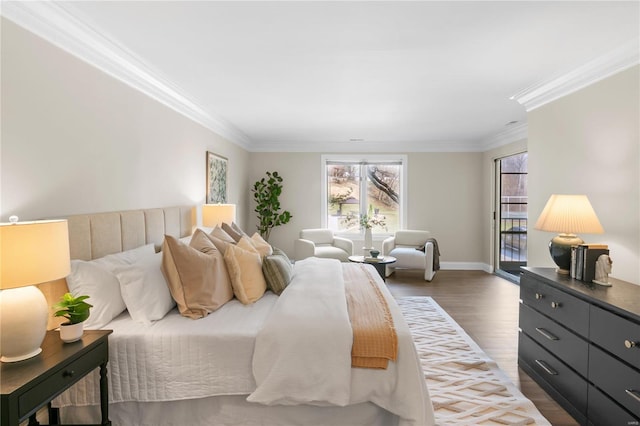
[53,293,92,343]
[252,171,292,241]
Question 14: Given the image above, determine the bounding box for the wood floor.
[386,269,579,426]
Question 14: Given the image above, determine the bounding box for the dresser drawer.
[18,343,106,418]
[519,332,588,415]
[590,305,640,368]
[589,344,640,418]
[519,303,588,377]
[520,276,590,337]
[588,384,639,426]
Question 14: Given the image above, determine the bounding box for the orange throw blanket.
[344,263,398,369]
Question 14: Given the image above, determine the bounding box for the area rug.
[398,296,551,425]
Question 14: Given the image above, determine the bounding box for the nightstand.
[1,329,112,426]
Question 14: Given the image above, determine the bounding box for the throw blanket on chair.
[417,237,441,271]
[344,263,397,369]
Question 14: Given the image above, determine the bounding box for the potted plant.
[252,171,292,241]
[53,293,92,343]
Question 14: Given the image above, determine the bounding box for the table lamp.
[202,204,236,227]
[0,217,70,362]
[534,194,604,274]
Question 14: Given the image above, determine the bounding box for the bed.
[42,206,435,426]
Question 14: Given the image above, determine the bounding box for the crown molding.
[479,122,528,152]
[511,38,640,112]
[1,1,253,150]
[252,139,485,153]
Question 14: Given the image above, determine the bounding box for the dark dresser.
[519,267,640,425]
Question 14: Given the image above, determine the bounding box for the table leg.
[99,362,111,425]
[373,263,386,281]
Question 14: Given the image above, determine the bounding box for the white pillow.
[94,243,155,270]
[114,252,175,325]
[65,244,155,329]
[66,260,127,329]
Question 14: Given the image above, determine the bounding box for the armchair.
[294,228,354,262]
[382,230,437,281]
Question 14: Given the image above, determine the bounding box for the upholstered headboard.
[39,205,196,329]
[66,206,195,260]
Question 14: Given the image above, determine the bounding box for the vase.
[60,321,84,343]
[363,228,373,255]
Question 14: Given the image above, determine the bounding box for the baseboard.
[440,262,492,273]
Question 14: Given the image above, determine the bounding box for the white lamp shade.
[202,204,236,227]
[1,219,71,289]
[0,219,71,362]
[534,194,604,234]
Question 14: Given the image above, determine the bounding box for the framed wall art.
[206,151,228,204]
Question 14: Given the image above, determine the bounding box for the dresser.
[519,267,640,425]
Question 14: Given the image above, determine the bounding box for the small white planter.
[59,322,84,343]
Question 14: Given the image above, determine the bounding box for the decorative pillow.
[207,226,236,254]
[262,248,294,295]
[65,243,156,329]
[222,222,243,243]
[66,260,126,329]
[162,232,234,319]
[231,222,247,237]
[237,235,259,253]
[223,243,267,304]
[114,252,175,325]
[249,233,273,257]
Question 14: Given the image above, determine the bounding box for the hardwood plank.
[387,269,579,426]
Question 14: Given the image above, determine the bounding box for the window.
[322,155,406,236]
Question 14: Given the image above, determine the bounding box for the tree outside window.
[325,159,403,235]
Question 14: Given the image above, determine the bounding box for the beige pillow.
[223,243,267,304]
[237,235,259,253]
[250,233,273,257]
[207,226,236,254]
[222,222,243,242]
[161,232,233,319]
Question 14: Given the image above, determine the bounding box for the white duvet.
[55,258,434,426]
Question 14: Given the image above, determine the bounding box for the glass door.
[496,153,528,277]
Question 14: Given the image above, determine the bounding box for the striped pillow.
[262,248,294,295]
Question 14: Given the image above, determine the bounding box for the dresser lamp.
[0,217,70,362]
[202,203,236,227]
[534,194,604,274]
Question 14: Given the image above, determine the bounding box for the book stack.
[364,256,382,263]
[571,244,609,282]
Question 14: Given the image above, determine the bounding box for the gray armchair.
[294,228,353,262]
[382,230,437,281]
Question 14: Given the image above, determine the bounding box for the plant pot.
[60,321,84,343]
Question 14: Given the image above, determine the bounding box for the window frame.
[320,154,408,239]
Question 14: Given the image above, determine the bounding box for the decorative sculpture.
[593,254,613,286]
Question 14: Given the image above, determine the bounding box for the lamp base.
[549,233,584,275]
[0,286,48,363]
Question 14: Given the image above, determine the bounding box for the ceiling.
[4,1,639,152]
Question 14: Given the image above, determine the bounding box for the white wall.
[247,152,485,266]
[528,66,640,284]
[1,19,250,226]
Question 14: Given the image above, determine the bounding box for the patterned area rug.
[398,297,551,425]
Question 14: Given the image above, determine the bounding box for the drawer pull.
[535,327,559,341]
[550,301,561,309]
[625,340,638,349]
[535,293,544,300]
[63,370,75,378]
[534,359,558,376]
[625,389,640,403]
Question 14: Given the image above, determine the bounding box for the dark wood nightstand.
[1,329,112,426]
